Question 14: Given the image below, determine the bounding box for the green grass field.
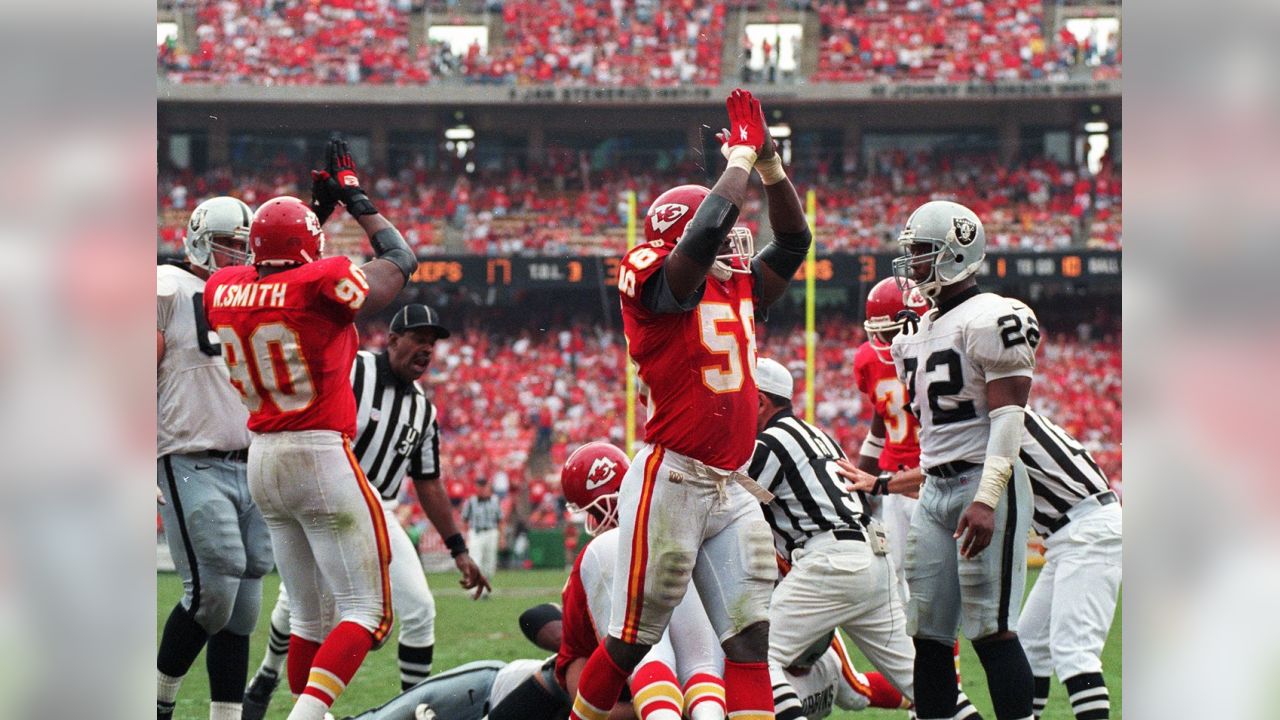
[157,568,1120,720]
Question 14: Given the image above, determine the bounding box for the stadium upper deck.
[157,0,1118,88]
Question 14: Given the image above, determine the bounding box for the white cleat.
[415,703,438,720]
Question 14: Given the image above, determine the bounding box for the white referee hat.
[756,357,794,400]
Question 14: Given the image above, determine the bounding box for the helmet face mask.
[713,226,755,279]
[570,494,620,536]
[864,276,928,364]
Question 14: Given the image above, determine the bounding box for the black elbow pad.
[756,228,811,281]
[675,192,740,268]
[370,227,418,281]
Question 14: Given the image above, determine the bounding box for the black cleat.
[241,668,280,720]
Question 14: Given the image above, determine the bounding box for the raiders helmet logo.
[649,203,690,234]
[189,207,207,232]
[951,217,977,246]
[584,456,619,490]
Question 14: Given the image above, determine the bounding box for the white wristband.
[756,155,786,185]
[860,432,884,460]
[973,405,1025,509]
[726,146,758,174]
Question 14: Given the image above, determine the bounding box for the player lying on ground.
[572,86,812,720]
[337,603,567,720]
[205,135,419,720]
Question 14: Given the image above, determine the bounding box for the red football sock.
[954,639,963,684]
[632,662,683,720]
[571,645,631,720]
[864,671,908,710]
[683,672,727,720]
[299,621,375,708]
[286,635,321,697]
[723,660,774,720]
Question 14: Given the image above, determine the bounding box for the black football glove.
[326,134,378,217]
[309,170,341,224]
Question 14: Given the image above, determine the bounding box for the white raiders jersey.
[890,292,1039,468]
[157,263,251,458]
[779,647,872,718]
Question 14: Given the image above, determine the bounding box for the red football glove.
[725,88,766,153]
[325,134,378,216]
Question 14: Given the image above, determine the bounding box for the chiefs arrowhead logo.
[649,203,690,235]
[584,456,619,491]
[304,210,323,236]
[951,217,977,246]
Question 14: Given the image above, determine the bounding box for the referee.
[748,359,917,700]
[243,304,491,719]
[461,477,504,584]
[1017,410,1121,720]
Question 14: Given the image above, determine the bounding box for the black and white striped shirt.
[1021,409,1111,536]
[461,495,502,532]
[747,410,869,554]
[350,350,441,500]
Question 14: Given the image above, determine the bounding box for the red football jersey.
[853,341,921,472]
[619,241,758,470]
[555,545,599,690]
[204,256,369,437]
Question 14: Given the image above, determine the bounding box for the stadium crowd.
[814,0,1120,83]
[158,150,1120,255]
[361,318,1121,544]
[157,0,1116,86]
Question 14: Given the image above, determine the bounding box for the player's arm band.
[370,227,417,281]
[674,192,740,269]
[342,189,379,218]
[754,228,812,281]
[444,532,468,558]
[859,430,885,460]
[973,405,1026,509]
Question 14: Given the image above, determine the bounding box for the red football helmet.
[561,442,630,536]
[249,196,326,267]
[644,185,752,273]
[864,277,929,364]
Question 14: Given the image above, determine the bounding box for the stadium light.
[1084,121,1109,134]
[769,124,792,139]
[445,125,476,141]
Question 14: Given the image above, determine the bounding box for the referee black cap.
[389,303,451,339]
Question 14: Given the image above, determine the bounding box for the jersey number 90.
[215,323,316,414]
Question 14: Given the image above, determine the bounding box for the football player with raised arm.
[204,135,419,720]
[568,88,812,720]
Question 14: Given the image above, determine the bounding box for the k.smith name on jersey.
[889,291,1040,469]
